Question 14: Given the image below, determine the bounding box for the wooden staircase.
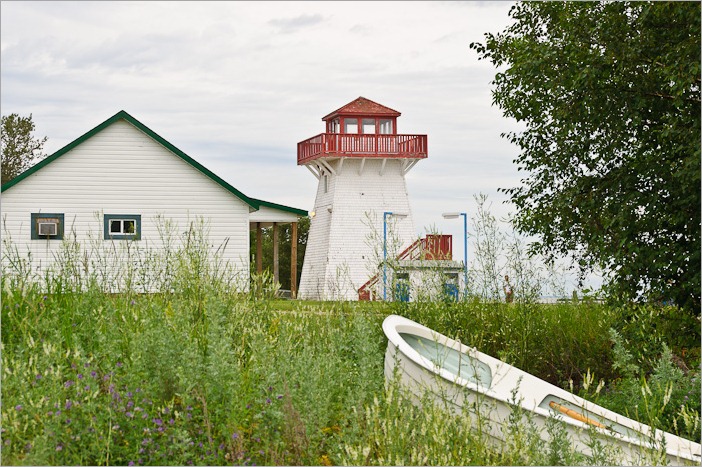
[358,234,452,301]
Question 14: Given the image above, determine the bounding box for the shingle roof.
[322,96,401,121]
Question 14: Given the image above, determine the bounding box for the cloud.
[268,13,326,34]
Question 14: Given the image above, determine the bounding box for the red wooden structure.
[297,97,428,165]
[357,234,452,301]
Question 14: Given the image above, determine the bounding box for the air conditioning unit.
[38,222,58,236]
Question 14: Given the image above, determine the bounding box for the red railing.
[297,133,428,165]
[357,235,452,300]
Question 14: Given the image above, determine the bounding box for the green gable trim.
[1,111,260,211]
[250,198,308,217]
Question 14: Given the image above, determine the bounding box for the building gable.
[1,110,260,211]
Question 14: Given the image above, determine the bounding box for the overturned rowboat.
[382,314,702,465]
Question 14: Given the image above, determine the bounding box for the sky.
[0,1,596,294]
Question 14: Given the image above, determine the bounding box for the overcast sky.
[1,1,594,293]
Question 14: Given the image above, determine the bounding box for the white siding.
[299,158,418,300]
[2,120,251,290]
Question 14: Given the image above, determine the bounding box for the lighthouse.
[296,97,429,300]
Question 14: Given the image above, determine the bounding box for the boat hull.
[382,314,702,465]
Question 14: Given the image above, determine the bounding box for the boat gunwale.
[382,314,702,463]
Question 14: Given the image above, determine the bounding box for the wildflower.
[168,418,174,425]
[36,374,42,380]
[128,462,135,466]
[47,411,54,416]
[65,400,72,410]
[186,405,192,411]
[84,362,90,368]
[90,371,97,378]
[127,392,133,398]
[85,385,91,391]
[77,374,83,380]
[116,362,123,368]
[24,443,32,452]
[64,380,74,388]
[126,412,134,418]
[127,401,134,408]
[153,418,163,426]
[277,395,283,400]
[266,398,271,404]
[15,405,22,411]
[113,425,120,431]
[56,444,63,451]
[66,418,71,425]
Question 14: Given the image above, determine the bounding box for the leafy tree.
[1,113,48,184]
[471,2,701,314]
[251,215,309,291]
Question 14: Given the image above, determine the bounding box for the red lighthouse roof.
[322,97,401,121]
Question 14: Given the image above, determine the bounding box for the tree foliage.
[250,216,309,291]
[1,113,48,185]
[471,1,701,313]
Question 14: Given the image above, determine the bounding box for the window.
[31,213,64,240]
[362,118,376,134]
[104,214,141,240]
[328,118,340,133]
[379,119,393,134]
[323,174,329,193]
[343,118,358,134]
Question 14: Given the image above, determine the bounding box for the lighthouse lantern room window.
[331,117,396,135]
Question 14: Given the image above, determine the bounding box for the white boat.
[382,314,702,465]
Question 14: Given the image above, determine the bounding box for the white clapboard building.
[297,97,464,301]
[1,110,306,293]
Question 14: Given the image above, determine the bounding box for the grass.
[1,223,700,465]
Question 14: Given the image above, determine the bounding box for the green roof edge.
[1,110,260,211]
[250,197,308,217]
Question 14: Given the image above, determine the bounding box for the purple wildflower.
[168,418,174,425]
[90,371,97,378]
[14,405,22,411]
[64,380,74,388]
[116,362,123,368]
[56,444,63,451]
[128,462,135,466]
[153,418,163,426]
[65,400,72,410]
[36,374,42,380]
[85,385,91,391]
[126,412,134,418]
[77,374,83,380]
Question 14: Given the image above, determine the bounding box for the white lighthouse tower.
[297,97,429,300]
